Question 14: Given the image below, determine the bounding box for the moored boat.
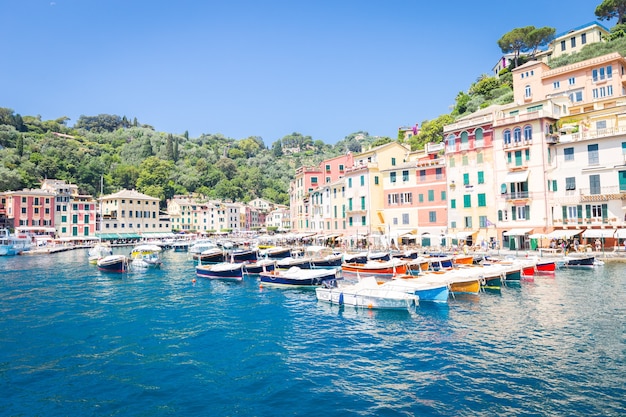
[341,259,407,280]
[129,244,163,269]
[88,241,112,264]
[194,247,226,263]
[0,229,31,256]
[535,259,557,273]
[315,276,418,310]
[230,248,258,263]
[196,262,244,281]
[386,276,450,302]
[259,246,292,259]
[97,254,129,273]
[562,255,595,268]
[243,259,276,275]
[259,266,339,288]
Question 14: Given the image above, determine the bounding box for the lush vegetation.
[0,109,390,207]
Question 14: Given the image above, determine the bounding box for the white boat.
[129,244,163,269]
[97,254,129,273]
[315,276,419,310]
[88,242,113,264]
[0,229,31,256]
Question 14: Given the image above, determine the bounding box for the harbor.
[0,248,624,416]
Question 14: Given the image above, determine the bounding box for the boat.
[391,249,421,260]
[194,247,226,263]
[343,252,368,264]
[424,255,454,270]
[0,229,31,256]
[259,246,292,259]
[562,255,596,268]
[259,266,340,288]
[88,241,113,264]
[386,276,450,302]
[535,259,557,273]
[368,251,390,261]
[129,244,163,269]
[405,256,431,274]
[97,254,129,273]
[243,259,277,275]
[341,259,407,280]
[417,268,483,294]
[315,276,419,310]
[304,246,343,268]
[276,256,312,269]
[196,262,244,281]
[170,240,191,252]
[189,239,218,257]
[453,254,475,265]
[230,248,258,263]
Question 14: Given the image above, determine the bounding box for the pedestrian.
[595,239,601,252]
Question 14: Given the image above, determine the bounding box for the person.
[573,238,579,252]
[595,239,601,252]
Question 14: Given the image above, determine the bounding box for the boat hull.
[535,261,556,273]
[97,255,128,273]
[259,267,338,288]
[243,260,276,275]
[564,256,595,268]
[196,263,243,281]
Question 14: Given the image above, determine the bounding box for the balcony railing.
[558,126,626,143]
[579,185,625,202]
[502,191,530,200]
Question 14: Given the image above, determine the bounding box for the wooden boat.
[259,246,292,259]
[535,259,557,273]
[405,257,431,274]
[386,276,450,302]
[368,251,390,261]
[417,269,483,294]
[343,252,368,264]
[194,247,226,263]
[391,249,421,260]
[276,256,312,269]
[243,259,276,275]
[259,267,339,288]
[562,255,595,268]
[97,254,129,273]
[315,276,418,310]
[196,262,244,281]
[230,248,258,263]
[304,246,343,268]
[453,254,475,265]
[341,259,407,280]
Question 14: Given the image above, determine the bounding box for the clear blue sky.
[1,0,612,145]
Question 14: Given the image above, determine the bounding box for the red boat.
[535,260,557,273]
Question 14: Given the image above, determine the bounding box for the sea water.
[0,250,624,416]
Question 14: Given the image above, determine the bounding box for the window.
[447,134,456,152]
[390,172,396,183]
[360,175,364,186]
[513,127,522,143]
[478,171,484,184]
[451,199,456,209]
[588,144,599,165]
[569,91,583,102]
[462,155,469,166]
[436,168,442,180]
[525,85,531,98]
[325,164,331,172]
[477,193,486,207]
[339,164,344,172]
[475,128,483,147]
[560,40,566,51]
[503,130,511,145]
[348,198,353,211]
[428,190,434,202]
[589,174,601,195]
[581,33,586,44]
[463,173,469,185]
[479,216,487,228]
[463,194,471,208]
[402,213,409,225]
[311,177,318,184]
[553,81,560,89]
[565,177,576,190]
[441,190,446,201]
[596,120,607,130]
[569,77,575,85]
[429,211,436,222]
[402,170,409,182]
[419,170,426,181]
[523,125,532,141]
[391,157,396,166]
[360,196,365,210]
[348,178,352,188]
[571,37,576,48]
[477,152,483,164]
[464,216,473,228]
[362,216,366,226]
[460,131,469,149]
[564,147,574,161]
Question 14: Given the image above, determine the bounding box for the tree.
[408,114,454,151]
[497,27,532,67]
[525,26,556,57]
[596,0,626,24]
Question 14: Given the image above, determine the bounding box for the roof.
[104,189,159,201]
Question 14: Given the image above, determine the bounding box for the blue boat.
[243,259,276,275]
[230,249,258,263]
[196,262,244,281]
[383,277,450,302]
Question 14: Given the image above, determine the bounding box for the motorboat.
[0,229,31,256]
[97,254,129,273]
[129,244,163,269]
[243,259,276,275]
[315,276,419,310]
[196,262,244,281]
[259,266,339,288]
[341,258,407,280]
[88,241,113,264]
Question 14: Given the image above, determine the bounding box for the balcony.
[502,191,531,201]
[503,139,533,150]
[579,185,625,202]
[557,126,626,143]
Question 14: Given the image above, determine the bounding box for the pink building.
[0,189,56,236]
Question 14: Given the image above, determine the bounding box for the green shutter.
[553,180,557,191]
[498,210,503,221]
[526,205,530,220]
[562,206,567,221]
[511,207,517,220]
[585,205,591,219]
[577,205,583,223]
[602,204,608,222]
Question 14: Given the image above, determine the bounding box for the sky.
[1,0,614,145]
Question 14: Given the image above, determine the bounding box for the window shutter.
[512,207,517,221]
[562,206,567,221]
[585,205,591,219]
[602,204,608,222]
[577,205,583,223]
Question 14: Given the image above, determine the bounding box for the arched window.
[460,131,469,149]
[524,125,532,140]
[513,127,522,143]
[503,130,511,145]
[447,134,456,152]
[525,85,531,98]
[474,128,483,148]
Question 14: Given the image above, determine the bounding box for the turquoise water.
[1,250,625,416]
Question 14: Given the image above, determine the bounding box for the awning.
[504,170,529,183]
[97,233,121,240]
[616,229,626,239]
[582,229,616,238]
[455,231,477,240]
[546,229,582,239]
[503,228,533,237]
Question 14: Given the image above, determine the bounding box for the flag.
[486,219,495,227]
